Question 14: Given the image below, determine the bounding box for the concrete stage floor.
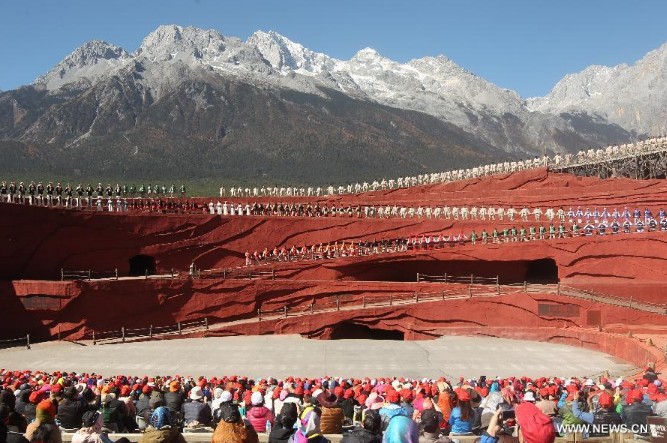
[0,335,634,379]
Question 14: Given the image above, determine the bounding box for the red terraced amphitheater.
[1,167,666,373]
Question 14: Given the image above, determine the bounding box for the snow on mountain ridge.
[247,30,335,74]
[29,24,667,150]
[35,40,129,90]
[528,41,667,134]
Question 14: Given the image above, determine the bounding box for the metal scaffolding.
[549,146,667,179]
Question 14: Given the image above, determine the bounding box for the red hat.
[627,389,643,404]
[639,379,649,387]
[120,386,131,396]
[386,390,400,404]
[400,389,413,403]
[344,389,355,399]
[51,384,63,394]
[598,393,613,409]
[621,380,634,390]
[294,386,304,396]
[36,399,57,418]
[141,385,152,395]
[29,391,44,404]
[515,402,556,443]
[458,390,470,402]
[334,386,344,398]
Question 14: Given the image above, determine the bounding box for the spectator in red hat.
[399,390,415,420]
[25,399,61,443]
[340,389,358,425]
[135,386,154,431]
[621,389,653,436]
[379,390,408,431]
[570,391,622,436]
[317,390,345,434]
[448,389,474,436]
[515,402,556,443]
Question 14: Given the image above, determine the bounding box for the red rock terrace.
[0,168,666,373]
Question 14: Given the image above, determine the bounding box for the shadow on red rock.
[334,257,558,284]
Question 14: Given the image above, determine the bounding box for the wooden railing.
[0,334,30,350]
[61,268,180,281]
[89,318,208,345]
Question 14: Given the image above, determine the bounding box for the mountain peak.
[247,29,332,73]
[35,40,128,90]
[352,47,383,60]
[137,24,227,59]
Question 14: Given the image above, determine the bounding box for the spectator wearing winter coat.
[340,390,358,425]
[57,386,96,430]
[23,390,44,424]
[247,391,274,434]
[135,386,153,429]
[621,389,654,436]
[382,415,419,443]
[291,406,331,443]
[1,404,29,443]
[341,409,382,443]
[71,411,131,443]
[418,409,449,443]
[571,391,622,436]
[164,382,184,416]
[655,393,667,419]
[400,390,415,420]
[269,403,298,443]
[14,388,31,417]
[317,391,345,434]
[210,389,227,413]
[0,389,28,433]
[378,391,408,431]
[181,387,212,427]
[211,402,259,443]
[24,399,62,443]
[100,393,127,433]
[139,407,187,443]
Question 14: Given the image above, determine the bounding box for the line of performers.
[244,218,667,265]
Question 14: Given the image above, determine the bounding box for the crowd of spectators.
[1,367,665,443]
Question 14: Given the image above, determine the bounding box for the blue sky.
[2,0,666,97]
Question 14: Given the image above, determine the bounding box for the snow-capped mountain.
[36,40,130,90]
[528,42,667,135]
[1,24,660,183]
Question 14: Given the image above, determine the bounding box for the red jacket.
[246,405,274,434]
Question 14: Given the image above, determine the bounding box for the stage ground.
[0,335,635,379]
